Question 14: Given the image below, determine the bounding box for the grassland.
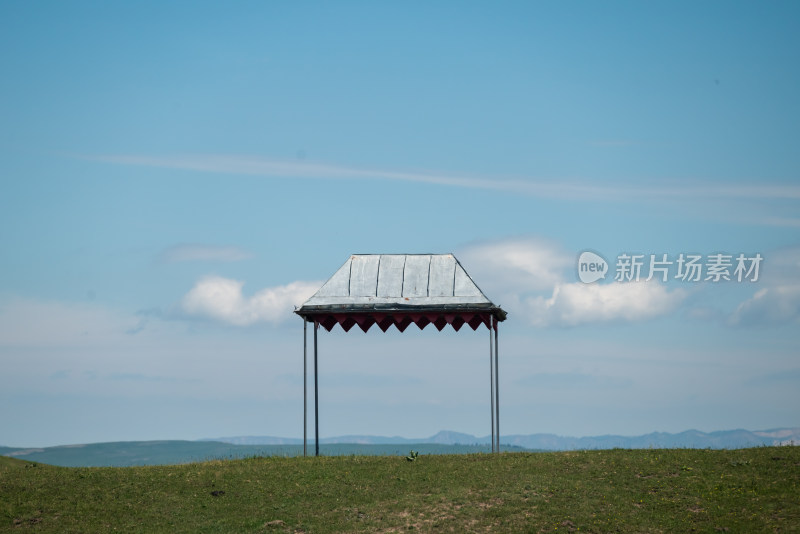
[1,446,798,533]
[2,441,529,468]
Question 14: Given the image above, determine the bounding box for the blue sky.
[1,1,799,447]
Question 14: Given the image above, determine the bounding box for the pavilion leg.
[303,319,307,457]
[314,320,319,457]
[495,321,500,453]
[489,316,495,453]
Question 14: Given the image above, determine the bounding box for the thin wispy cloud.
[0,298,141,347]
[744,368,800,387]
[729,285,800,327]
[516,371,633,389]
[107,372,197,384]
[84,153,800,202]
[587,140,638,148]
[728,245,800,327]
[159,244,252,263]
[762,217,800,228]
[88,153,576,197]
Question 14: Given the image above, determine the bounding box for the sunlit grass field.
[2,446,798,532]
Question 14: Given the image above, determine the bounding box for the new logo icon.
[577,251,608,283]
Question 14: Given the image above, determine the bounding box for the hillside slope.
[0,441,528,467]
[2,447,798,532]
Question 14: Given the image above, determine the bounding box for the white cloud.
[160,244,252,263]
[458,237,687,327]
[728,245,800,326]
[458,236,573,294]
[729,285,800,327]
[180,276,321,326]
[526,281,687,327]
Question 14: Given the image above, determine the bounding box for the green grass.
[2,447,798,533]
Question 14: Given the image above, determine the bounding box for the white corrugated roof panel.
[298,253,497,310]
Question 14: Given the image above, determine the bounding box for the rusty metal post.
[495,319,500,453]
[303,318,307,457]
[314,319,319,457]
[489,316,495,453]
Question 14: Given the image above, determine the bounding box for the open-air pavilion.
[295,254,507,456]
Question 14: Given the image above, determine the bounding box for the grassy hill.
[0,441,531,467]
[2,447,798,532]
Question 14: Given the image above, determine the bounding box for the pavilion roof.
[295,254,506,332]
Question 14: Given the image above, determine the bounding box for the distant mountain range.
[203,427,800,450]
[3,427,797,467]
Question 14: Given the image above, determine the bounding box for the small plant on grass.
[405,450,419,462]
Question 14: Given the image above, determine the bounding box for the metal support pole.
[489,316,495,453]
[494,320,500,453]
[303,319,307,457]
[314,319,319,457]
